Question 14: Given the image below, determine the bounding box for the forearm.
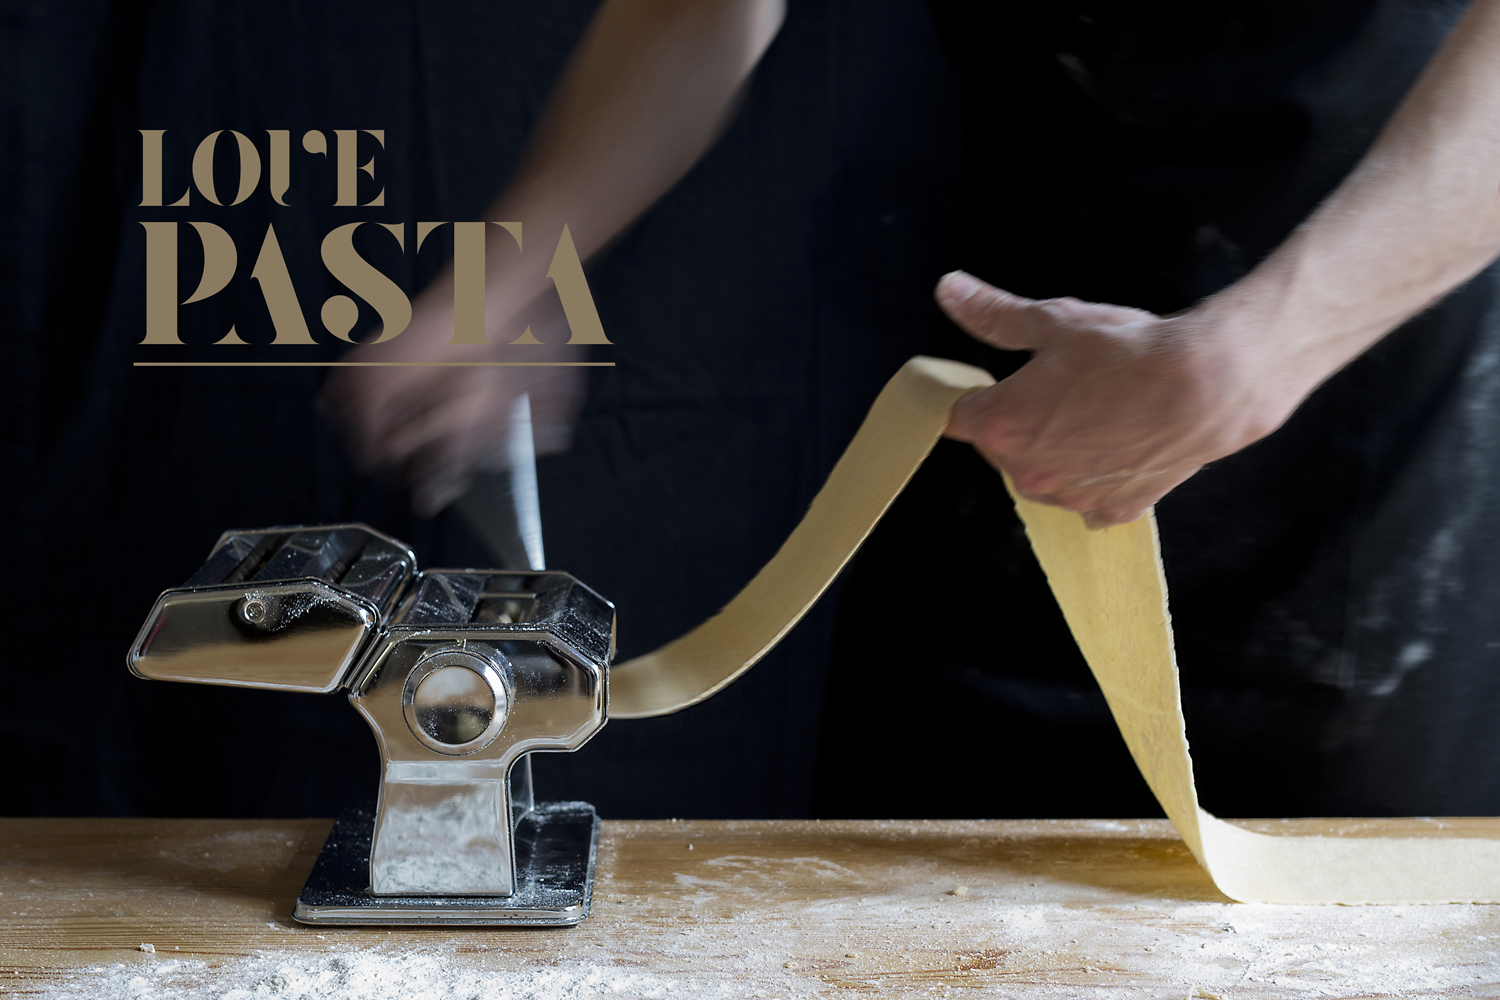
[1202,0,1500,403]
[328,2,784,507]
[487,0,785,291]
[936,0,1500,525]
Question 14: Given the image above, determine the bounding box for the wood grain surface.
[2,817,1497,997]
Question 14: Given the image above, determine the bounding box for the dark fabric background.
[0,0,960,818]
[5,0,1499,823]
[816,0,1500,820]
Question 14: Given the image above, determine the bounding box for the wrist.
[1162,292,1319,449]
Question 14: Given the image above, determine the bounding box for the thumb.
[935,271,1054,352]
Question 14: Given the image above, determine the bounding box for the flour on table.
[41,953,711,1000]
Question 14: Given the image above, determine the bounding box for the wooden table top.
[2,816,1497,998]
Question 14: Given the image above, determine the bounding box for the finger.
[966,436,1194,526]
[403,418,475,515]
[934,271,1055,352]
[1078,465,1203,528]
[412,467,473,518]
[947,390,1086,504]
[406,399,496,516]
[318,376,386,472]
[382,384,494,469]
[1083,508,1149,530]
[326,366,448,470]
[955,437,1075,512]
[944,380,1032,451]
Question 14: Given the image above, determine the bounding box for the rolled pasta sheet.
[612,355,1500,903]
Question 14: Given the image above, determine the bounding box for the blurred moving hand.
[323,0,785,515]
[940,0,1500,527]
[322,274,585,516]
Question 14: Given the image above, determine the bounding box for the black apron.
[815,0,1500,819]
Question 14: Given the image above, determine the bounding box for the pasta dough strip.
[609,356,995,719]
[610,356,1500,902]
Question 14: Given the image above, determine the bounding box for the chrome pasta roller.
[127,523,613,926]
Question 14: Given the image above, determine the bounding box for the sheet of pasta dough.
[610,356,1500,903]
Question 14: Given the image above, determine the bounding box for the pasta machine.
[126,522,613,926]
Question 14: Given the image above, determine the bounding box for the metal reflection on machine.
[127,523,614,926]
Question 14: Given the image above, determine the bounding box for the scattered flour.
[20,820,1500,999]
[40,953,709,1000]
[27,900,1500,1000]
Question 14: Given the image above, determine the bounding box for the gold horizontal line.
[132,361,616,368]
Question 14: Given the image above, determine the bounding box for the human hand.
[935,270,1298,527]
[321,280,585,517]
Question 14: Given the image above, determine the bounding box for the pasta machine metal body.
[128,523,613,926]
